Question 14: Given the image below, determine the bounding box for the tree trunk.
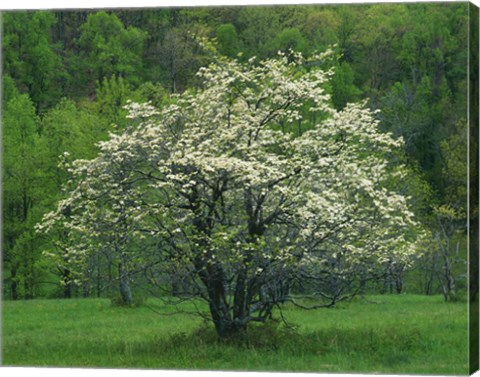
[118,262,132,305]
[83,282,90,298]
[107,256,113,297]
[63,267,72,298]
[441,248,456,302]
[200,261,247,339]
[10,266,18,300]
[211,309,246,339]
[96,253,101,298]
[395,278,403,294]
[233,269,247,324]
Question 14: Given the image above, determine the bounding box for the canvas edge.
[469,1,480,375]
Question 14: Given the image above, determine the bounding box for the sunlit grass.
[2,294,469,374]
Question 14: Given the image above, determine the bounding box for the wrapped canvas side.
[469,2,479,374]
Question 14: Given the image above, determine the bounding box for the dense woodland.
[2,3,476,303]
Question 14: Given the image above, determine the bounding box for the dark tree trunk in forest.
[395,279,403,294]
[425,252,437,295]
[441,257,456,302]
[10,265,19,300]
[83,282,90,298]
[118,262,132,305]
[63,267,72,298]
[233,269,247,324]
[62,252,72,298]
[106,255,113,297]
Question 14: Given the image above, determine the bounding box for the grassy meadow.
[2,294,469,374]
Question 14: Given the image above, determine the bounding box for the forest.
[3,2,475,303]
[2,2,479,372]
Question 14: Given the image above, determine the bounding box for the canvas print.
[1,1,479,375]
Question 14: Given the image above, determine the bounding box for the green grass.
[2,294,469,374]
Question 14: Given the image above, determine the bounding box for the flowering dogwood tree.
[38,50,422,338]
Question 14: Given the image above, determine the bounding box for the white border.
[0,0,477,11]
[0,369,425,377]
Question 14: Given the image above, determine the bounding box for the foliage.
[270,28,308,56]
[133,81,169,108]
[2,11,61,112]
[2,74,20,104]
[440,119,468,209]
[330,61,362,110]
[3,92,42,299]
[237,7,280,58]
[94,75,133,128]
[302,8,339,51]
[216,23,240,58]
[157,26,207,93]
[77,11,147,89]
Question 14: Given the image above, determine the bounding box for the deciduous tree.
[39,49,422,337]
[3,92,41,299]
